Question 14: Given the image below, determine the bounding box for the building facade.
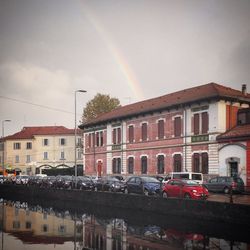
[0,126,83,175]
[80,83,250,184]
[217,108,250,189]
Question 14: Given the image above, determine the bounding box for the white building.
[1,126,83,175]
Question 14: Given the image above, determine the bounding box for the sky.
[0,0,250,136]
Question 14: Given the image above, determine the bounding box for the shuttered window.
[194,114,200,135]
[141,123,147,141]
[157,155,164,174]
[174,117,181,137]
[202,112,208,134]
[192,153,200,172]
[128,126,134,143]
[173,154,182,172]
[128,157,134,174]
[141,156,147,174]
[112,129,116,144]
[158,120,164,139]
[88,134,91,147]
[112,158,121,174]
[201,152,208,174]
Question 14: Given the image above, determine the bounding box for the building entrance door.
[230,162,238,177]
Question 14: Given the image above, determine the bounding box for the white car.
[15,175,29,185]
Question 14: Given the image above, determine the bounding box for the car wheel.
[224,187,230,194]
[144,189,149,196]
[162,192,168,198]
[184,193,191,199]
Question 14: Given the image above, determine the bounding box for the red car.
[162,179,209,199]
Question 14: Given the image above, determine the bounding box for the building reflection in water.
[0,199,248,250]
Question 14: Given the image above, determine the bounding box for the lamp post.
[75,90,86,188]
[2,120,11,181]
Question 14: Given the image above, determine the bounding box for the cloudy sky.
[0,0,249,136]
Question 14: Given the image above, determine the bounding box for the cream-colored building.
[1,126,83,175]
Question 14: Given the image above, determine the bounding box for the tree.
[82,93,120,122]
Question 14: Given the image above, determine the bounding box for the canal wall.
[1,184,250,226]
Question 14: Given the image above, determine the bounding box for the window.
[174,117,181,137]
[43,152,48,160]
[141,123,147,141]
[42,224,48,232]
[128,157,134,174]
[194,114,200,135]
[13,221,20,229]
[60,151,65,160]
[192,153,200,172]
[26,155,31,163]
[201,152,208,174]
[88,133,92,147]
[202,112,208,134]
[141,156,147,174]
[158,120,164,139]
[58,225,66,233]
[193,112,209,135]
[128,125,134,143]
[113,128,121,144]
[13,143,21,150]
[26,221,32,229]
[59,138,66,146]
[43,139,49,146]
[77,150,82,160]
[173,154,182,172]
[96,131,104,147]
[112,158,121,174]
[15,155,19,163]
[26,142,32,149]
[92,133,95,146]
[157,155,164,174]
[192,152,208,174]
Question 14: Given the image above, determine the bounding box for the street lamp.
[75,90,86,187]
[2,120,11,181]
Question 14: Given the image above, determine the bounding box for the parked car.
[27,175,44,187]
[41,176,57,188]
[57,175,74,189]
[15,175,29,185]
[203,176,245,194]
[0,175,4,184]
[162,179,209,199]
[76,176,94,190]
[125,176,161,196]
[94,176,126,192]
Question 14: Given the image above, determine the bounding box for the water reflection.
[0,198,249,250]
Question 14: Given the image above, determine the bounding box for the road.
[208,193,250,205]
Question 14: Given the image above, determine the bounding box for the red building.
[80,83,250,184]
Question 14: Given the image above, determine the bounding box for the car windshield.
[183,180,199,186]
[141,177,160,183]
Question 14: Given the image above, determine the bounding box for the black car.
[76,176,94,190]
[203,176,245,194]
[41,176,57,188]
[94,176,126,192]
[125,176,161,196]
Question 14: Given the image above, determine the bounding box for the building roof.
[80,82,250,128]
[4,126,76,140]
[217,124,250,142]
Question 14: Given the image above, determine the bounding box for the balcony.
[112,144,121,150]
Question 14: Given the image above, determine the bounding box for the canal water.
[0,198,249,250]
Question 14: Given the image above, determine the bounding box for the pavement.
[207,193,250,205]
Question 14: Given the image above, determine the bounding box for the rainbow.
[79,1,144,102]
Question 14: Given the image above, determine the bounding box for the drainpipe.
[184,108,188,171]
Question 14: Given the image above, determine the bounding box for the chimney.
[242,84,247,95]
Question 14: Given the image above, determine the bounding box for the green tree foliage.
[83,93,120,122]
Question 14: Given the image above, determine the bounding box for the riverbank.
[1,184,250,227]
